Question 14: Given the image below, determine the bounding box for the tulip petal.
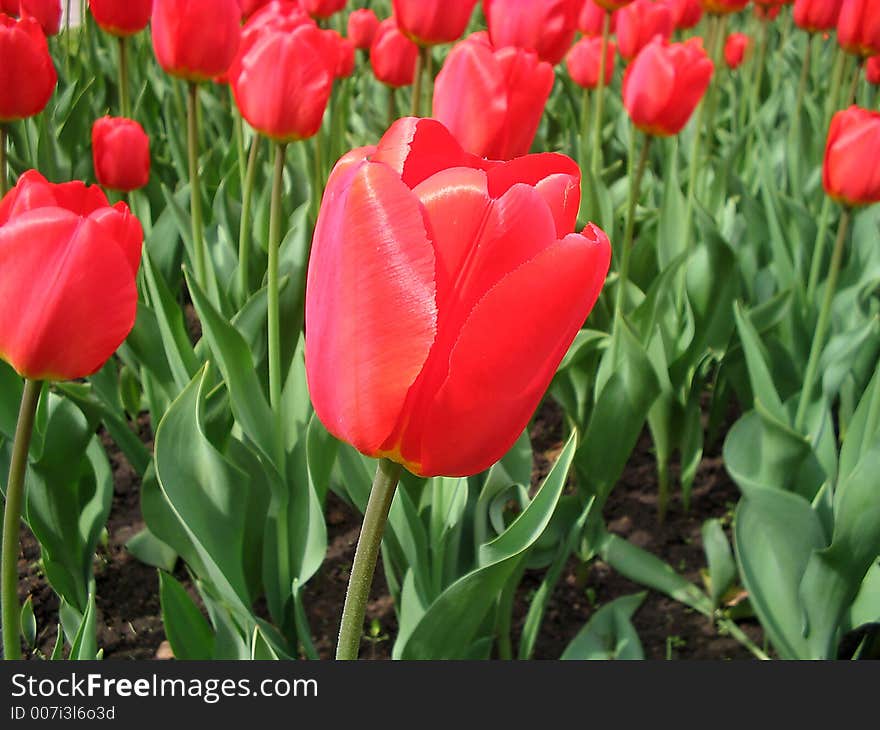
[305,160,438,456]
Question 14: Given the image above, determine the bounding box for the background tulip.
[92,116,151,192]
[0,14,56,122]
[433,33,555,159]
[151,0,241,82]
[567,35,616,88]
[837,0,880,56]
[579,0,617,34]
[370,17,419,88]
[867,54,880,83]
[793,0,842,31]
[238,0,271,17]
[393,0,478,46]
[724,32,750,68]
[301,0,345,19]
[668,0,703,27]
[19,0,60,35]
[483,0,581,65]
[347,7,379,50]
[89,0,153,36]
[623,37,714,136]
[700,0,750,13]
[306,117,611,478]
[823,106,880,205]
[0,170,142,381]
[594,0,635,9]
[616,0,675,61]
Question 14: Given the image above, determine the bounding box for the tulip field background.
[1,0,880,663]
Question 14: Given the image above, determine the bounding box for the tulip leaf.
[561,592,646,660]
[159,570,215,661]
[68,591,98,661]
[702,518,737,608]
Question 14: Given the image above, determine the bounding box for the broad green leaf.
[702,519,737,608]
[561,592,646,660]
[159,571,215,660]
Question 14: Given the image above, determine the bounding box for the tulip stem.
[844,57,864,108]
[336,459,402,660]
[268,142,287,467]
[580,87,591,172]
[237,133,261,304]
[701,14,728,191]
[0,125,7,199]
[411,47,426,117]
[824,47,847,129]
[787,35,812,195]
[118,37,130,118]
[591,11,611,176]
[1,379,42,661]
[794,208,850,434]
[387,88,397,128]
[806,195,833,302]
[187,83,207,290]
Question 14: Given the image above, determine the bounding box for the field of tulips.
[0,0,878,665]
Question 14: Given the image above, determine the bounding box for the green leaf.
[126,528,178,573]
[20,596,37,650]
[701,519,737,608]
[561,592,646,660]
[159,571,215,660]
[68,592,98,660]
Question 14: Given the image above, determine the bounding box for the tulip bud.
[837,0,880,56]
[793,0,843,32]
[579,0,616,34]
[724,32,750,68]
[867,54,880,83]
[347,7,379,50]
[823,106,880,205]
[370,17,419,88]
[566,35,616,88]
[301,0,345,20]
[392,0,478,46]
[89,0,153,36]
[92,116,151,192]
[19,0,61,36]
[668,0,703,28]
[483,0,581,66]
[616,0,675,62]
[0,14,57,123]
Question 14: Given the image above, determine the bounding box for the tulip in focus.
[305,117,611,478]
[668,0,703,28]
[823,106,880,205]
[301,0,345,20]
[724,32,750,68]
[393,0,478,46]
[433,32,555,159]
[700,0,750,14]
[616,0,675,61]
[19,0,60,35]
[0,14,56,122]
[347,7,379,50]
[566,35,616,88]
[837,0,880,56]
[151,0,241,82]
[0,170,143,381]
[483,0,581,65]
[89,0,153,36]
[867,54,880,83]
[793,0,842,31]
[370,17,419,88]
[623,36,714,136]
[92,116,150,192]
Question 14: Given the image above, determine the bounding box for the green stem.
[591,10,611,176]
[787,35,812,194]
[745,19,769,152]
[580,86,592,171]
[717,616,770,660]
[237,134,261,304]
[0,125,7,199]
[268,142,287,467]
[794,208,851,433]
[233,98,246,192]
[411,46,427,117]
[187,82,207,289]
[387,87,396,128]
[336,459,402,660]
[844,57,863,107]
[118,36,130,118]
[701,14,728,191]
[806,195,833,302]
[824,47,847,129]
[2,380,42,661]
[682,90,708,260]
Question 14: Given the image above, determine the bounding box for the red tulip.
[0,0,18,16]
[867,54,880,83]
[301,0,345,19]
[347,7,379,50]
[151,0,241,82]
[238,0,272,17]
[0,14,56,122]
[305,117,611,477]
[724,32,750,68]
[823,106,880,205]
[370,17,419,88]
[92,116,150,192]
[433,32,554,159]
[566,35,616,87]
[793,0,842,31]
[616,0,674,61]
[0,171,142,381]
[668,0,703,28]
[700,0,749,13]
[623,36,713,136]
[230,19,333,141]
[19,0,60,35]
[837,0,880,56]
[392,0,477,46]
[89,0,153,36]
[241,0,309,37]
[329,31,355,78]
[754,3,783,18]
[483,0,581,65]
[579,1,619,33]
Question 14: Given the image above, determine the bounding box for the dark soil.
[15,399,763,661]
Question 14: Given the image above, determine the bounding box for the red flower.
[837,0,880,56]
[89,0,153,36]
[0,171,142,381]
[724,31,750,68]
[92,116,151,192]
[823,106,880,205]
[566,35,616,88]
[325,29,355,78]
[19,0,60,35]
[700,0,749,14]
[301,0,345,19]
[151,0,241,82]
[305,118,611,477]
[754,3,782,18]
[793,0,842,31]
[483,0,581,66]
[370,17,419,88]
[0,0,18,18]
[392,0,477,46]
[616,0,674,62]
[579,1,619,33]
[867,54,880,83]
[0,14,56,122]
[668,0,703,28]
[623,36,713,136]
[347,7,379,50]
[433,32,555,159]
[238,0,271,17]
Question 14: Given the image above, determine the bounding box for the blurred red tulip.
[0,170,142,381]
[579,0,616,34]
[89,0,153,36]
[347,7,379,50]
[793,0,842,30]
[433,32,554,159]
[700,0,749,13]
[867,54,880,82]
[0,0,18,16]
[837,0,880,56]
[0,14,56,122]
[151,0,241,82]
[241,0,309,38]
[19,0,60,35]
[623,36,713,136]
[370,17,419,87]
[301,0,344,19]
[92,116,151,192]
[329,30,355,77]
[566,34,616,87]
[483,0,581,65]
[754,3,782,18]
[238,0,271,17]
[823,106,880,205]
[616,0,674,61]
[724,32,750,68]
[668,0,703,28]
[393,0,477,46]
[305,117,611,477]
